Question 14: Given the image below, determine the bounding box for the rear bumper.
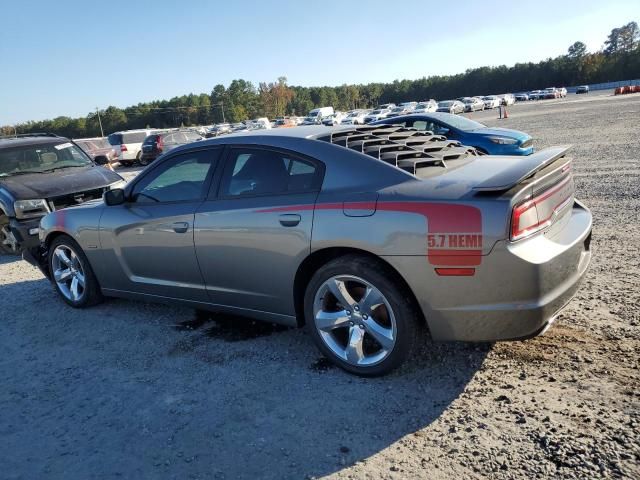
[484,143,534,156]
[385,200,592,342]
[140,152,159,162]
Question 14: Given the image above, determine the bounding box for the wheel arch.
[0,191,14,218]
[44,230,70,249]
[293,246,426,328]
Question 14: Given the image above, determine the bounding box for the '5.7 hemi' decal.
[427,233,483,249]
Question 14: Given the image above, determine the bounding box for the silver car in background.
[27,125,592,376]
[462,97,485,112]
[482,96,501,109]
[413,100,438,113]
[437,100,465,114]
[363,109,391,123]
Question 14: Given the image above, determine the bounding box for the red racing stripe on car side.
[256,201,483,266]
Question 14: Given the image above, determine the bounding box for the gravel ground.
[1,91,639,479]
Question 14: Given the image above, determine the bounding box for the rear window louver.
[322,125,478,174]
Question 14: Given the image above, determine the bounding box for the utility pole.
[221,101,226,123]
[96,108,104,137]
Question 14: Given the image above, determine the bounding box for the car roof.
[373,112,461,123]
[0,135,70,149]
[220,125,344,140]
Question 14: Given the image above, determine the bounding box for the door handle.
[172,222,189,233]
[279,214,301,227]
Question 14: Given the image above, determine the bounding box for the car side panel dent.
[40,206,105,278]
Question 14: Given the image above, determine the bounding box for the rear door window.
[220,148,321,197]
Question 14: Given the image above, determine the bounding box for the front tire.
[304,255,420,376]
[49,235,102,308]
[0,215,21,255]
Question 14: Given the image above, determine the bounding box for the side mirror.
[94,155,109,166]
[104,188,126,206]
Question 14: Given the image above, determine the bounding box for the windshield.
[438,101,454,107]
[308,111,319,117]
[438,115,486,131]
[0,142,92,176]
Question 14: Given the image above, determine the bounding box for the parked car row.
[515,87,568,101]
[93,83,572,171]
[193,85,571,140]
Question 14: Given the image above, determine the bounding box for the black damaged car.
[0,134,125,254]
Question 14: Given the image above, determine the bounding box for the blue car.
[372,112,534,155]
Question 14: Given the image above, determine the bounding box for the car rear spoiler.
[472,146,572,192]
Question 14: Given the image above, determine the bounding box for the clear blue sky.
[0,0,637,124]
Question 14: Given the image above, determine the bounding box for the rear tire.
[48,235,103,308]
[304,255,420,376]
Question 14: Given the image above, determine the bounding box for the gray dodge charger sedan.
[26,125,592,376]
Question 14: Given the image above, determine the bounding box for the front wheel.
[0,215,21,255]
[305,255,420,376]
[49,236,103,308]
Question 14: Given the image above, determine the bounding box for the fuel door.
[343,192,378,217]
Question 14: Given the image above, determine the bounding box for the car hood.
[469,127,530,141]
[0,165,122,200]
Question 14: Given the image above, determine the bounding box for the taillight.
[156,136,163,152]
[510,172,574,241]
[120,144,128,152]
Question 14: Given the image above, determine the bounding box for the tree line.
[3,21,639,139]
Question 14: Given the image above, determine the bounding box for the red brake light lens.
[120,144,128,152]
[510,171,574,241]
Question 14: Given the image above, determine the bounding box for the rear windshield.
[144,135,159,144]
[76,138,110,151]
[0,142,92,176]
[93,138,110,149]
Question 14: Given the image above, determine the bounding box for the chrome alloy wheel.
[313,275,397,367]
[51,244,86,302]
